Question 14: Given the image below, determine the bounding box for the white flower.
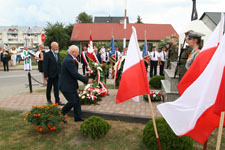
[81,96,85,99]
[94,63,98,66]
[83,91,87,94]
[79,94,81,97]
[153,94,156,98]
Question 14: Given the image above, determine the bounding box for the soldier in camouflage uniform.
[185,31,204,70]
[169,36,178,62]
[177,30,193,81]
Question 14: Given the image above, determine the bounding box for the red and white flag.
[177,14,224,95]
[116,27,150,104]
[157,13,225,144]
[86,35,99,63]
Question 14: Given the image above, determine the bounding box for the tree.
[76,12,93,23]
[136,15,143,23]
[44,22,72,50]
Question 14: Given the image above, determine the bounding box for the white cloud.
[0,0,224,34]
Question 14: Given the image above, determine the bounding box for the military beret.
[188,31,205,39]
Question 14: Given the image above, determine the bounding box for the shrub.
[149,75,164,89]
[142,118,193,150]
[59,50,68,63]
[25,104,65,132]
[80,116,111,139]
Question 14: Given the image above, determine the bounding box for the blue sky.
[0,0,224,33]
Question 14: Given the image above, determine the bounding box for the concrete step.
[170,62,177,70]
[161,80,179,102]
[164,69,179,92]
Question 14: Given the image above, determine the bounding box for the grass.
[1,109,225,150]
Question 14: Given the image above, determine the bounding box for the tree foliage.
[44,22,73,50]
[76,12,93,23]
[136,15,143,23]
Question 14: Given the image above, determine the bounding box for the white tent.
[179,20,212,53]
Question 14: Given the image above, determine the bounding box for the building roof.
[94,16,129,23]
[70,23,178,42]
[0,26,43,34]
[200,12,225,26]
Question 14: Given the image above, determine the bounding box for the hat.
[188,31,205,39]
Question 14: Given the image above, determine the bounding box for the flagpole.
[133,27,161,150]
[203,140,208,150]
[147,95,161,150]
[216,111,225,150]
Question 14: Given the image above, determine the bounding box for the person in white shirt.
[10,47,17,66]
[158,46,167,76]
[115,47,122,62]
[149,46,158,77]
[101,48,110,78]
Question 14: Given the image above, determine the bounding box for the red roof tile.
[70,23,178,41]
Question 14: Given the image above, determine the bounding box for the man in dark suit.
[1,49,9,72]
[59,45,93,122]
[43,41,62,105]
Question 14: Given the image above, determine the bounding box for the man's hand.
[45,78,48,81]
[88,78,94,83]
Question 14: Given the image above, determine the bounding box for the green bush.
[142,118,193,150]
[149,75,164,89]
[59,50,68,63]
[80,116,111,139]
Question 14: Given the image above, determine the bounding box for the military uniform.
[185,47,200,69]
[169,44,178,62]
[177,47,192,81]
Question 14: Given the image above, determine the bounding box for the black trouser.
[62,91,82,120]
[150,61,158,77]
[160,61,165,76]
[104,62,110,78]
[82,64,86,75]
[144,62,148,72]
[46,77,60,103]
[3,60,9,71]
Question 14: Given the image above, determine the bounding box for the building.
[94,16,129,23]
[200,12,225,31]
[70,23,178,50]
[0,26,44,49]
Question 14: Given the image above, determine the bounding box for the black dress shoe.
[47,100,53,104]
[75,118,85,122]
[57,102,65,106]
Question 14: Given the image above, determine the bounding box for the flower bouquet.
[24,104,66,132]
[143,91,164,102]
[79,85,103,105]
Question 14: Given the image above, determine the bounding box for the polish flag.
[177,14,224,95]
[116,27,150,104]
[157,14,225,144]
[86,35,99,63]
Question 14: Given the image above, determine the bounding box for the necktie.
[163,51,165,60]
[106,52,108,61]
[116,51,118,61]
[54,53,58,62]
[153,52,155,57]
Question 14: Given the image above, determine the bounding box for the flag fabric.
[86,35,99,63]
[109,36,116,62]
[116,26,150,104]
[157,14,225,144]
[177,14,224,95]
[142,39,149,63]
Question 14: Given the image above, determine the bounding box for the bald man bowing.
[59,45,93,122]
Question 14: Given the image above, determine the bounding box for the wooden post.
[216,111,225,150]
[147,94,161,150]
[203,140,208,150]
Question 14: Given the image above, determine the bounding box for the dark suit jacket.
[59,54,88,92]
[43,51,61,78]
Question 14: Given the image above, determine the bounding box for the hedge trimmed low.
[80,116,111,139]
[142,118,194,150]
[149,75,164,89]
